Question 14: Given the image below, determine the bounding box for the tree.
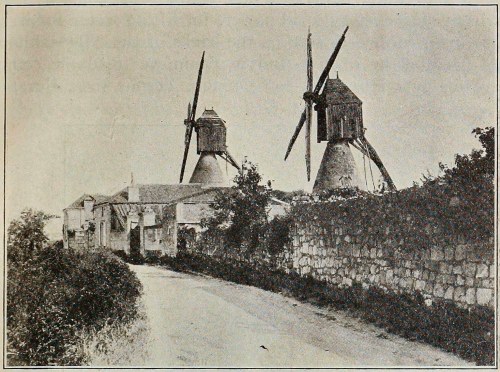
[202,160,272,257]
[7,209,57,265]
[440,126,494,181]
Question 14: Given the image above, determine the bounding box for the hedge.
[7,245,142,366]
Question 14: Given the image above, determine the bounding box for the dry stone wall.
[282,222,495,309]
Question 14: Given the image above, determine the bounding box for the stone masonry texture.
[281,221,495,309]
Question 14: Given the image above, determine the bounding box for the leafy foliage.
[201,160,272,257]
[439,127,494,181]
[7,209,57,264]
[291,127,495,251]
[7,209,142,366]
[264,215,293,259]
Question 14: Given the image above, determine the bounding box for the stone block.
[481,278,494,289]
[424,282,434,294]
[431,246,444,261]
[454,287,465,302]
[377,249,383,258]
[455,244,466,261]
[386,270,394,283]
[435,274,446,284]
[415,280,426,291]
[465,288,476,305]
[476,288,492,306]
[408,278,416,290]
[464,263,476,278]
[352,246,360,257]
[370,248,377,259]
[456,275,465,286]
[379,271,387,285]
[344,235,351,243]
[342,277,352,286]
[444,247,454,261]
[433,283,445,297]
[489,264,495,278]
[427,261,440,272]
[444,286,454,300]
[452,265,463,275]
[476,264,489,278]
[465,277,474,287]
[439,262,452,275]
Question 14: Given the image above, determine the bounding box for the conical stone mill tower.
[284,27,396,193]
[179,53,240,185]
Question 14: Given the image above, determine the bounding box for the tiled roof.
[323,78,362,105]
[99,184,222,205]
[65,194,109,209]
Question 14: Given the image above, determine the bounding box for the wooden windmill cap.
[197,109,226,127]
[323,77,362,105]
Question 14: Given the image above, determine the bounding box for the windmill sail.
[305,29,313,181]
[284,26,349,161]
[180,52,205,183]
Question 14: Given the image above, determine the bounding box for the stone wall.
[283,221,495,309]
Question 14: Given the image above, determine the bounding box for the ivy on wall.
[290,127,495,252]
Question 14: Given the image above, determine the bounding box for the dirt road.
[125,264,471,367]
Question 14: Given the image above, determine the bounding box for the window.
[100,221,106,247]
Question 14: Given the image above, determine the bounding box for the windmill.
[284,27,396,193]
[179,52,240,185]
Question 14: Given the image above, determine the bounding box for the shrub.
[7,209,142,366]
[264,215,293,259]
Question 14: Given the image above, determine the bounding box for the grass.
[81,306,151,366]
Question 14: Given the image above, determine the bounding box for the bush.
[7,210,142,366]
[264,215,293,260]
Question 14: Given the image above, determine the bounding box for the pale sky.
[5,4,497,238]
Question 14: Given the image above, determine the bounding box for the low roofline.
[270,197,290,206]
[166,188,220,206]
[93,185,223,208]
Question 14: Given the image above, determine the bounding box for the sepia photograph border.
[2,1,498,370]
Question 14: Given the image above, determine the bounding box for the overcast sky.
[6,4,497,238]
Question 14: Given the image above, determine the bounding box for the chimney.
[128,172,140,202]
